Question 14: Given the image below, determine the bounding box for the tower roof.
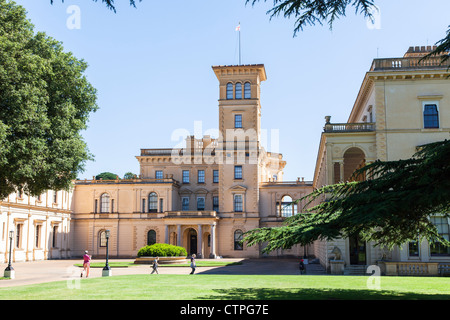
[212,64,267,82]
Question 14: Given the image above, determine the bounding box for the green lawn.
[73,260,242,268]
[0,274,449,300]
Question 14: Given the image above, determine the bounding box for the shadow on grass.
[199,287,450,300]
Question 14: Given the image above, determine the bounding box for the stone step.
[304,263,327,275]
[344,265,368,275]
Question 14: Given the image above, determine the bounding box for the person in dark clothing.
[299,259,306,275]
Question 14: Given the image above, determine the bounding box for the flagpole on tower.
[236,22,241,65]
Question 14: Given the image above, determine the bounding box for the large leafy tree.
[245,140,450,252]
[246,0,450,61]
[0,0,98,199]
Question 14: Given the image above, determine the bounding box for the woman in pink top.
[81,250,91,278]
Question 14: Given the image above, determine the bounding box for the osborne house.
[1,46,450,275]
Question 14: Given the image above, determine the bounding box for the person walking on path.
[189,254,196,274]
[81,251,91,278]
[299,259,306,275]
[151,257,159,274]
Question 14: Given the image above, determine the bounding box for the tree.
[123,172,137,179]
[244,140,450,252]
[51,0,142,13]
[0,1,98,199]
[95,172,119,180]
[246,0,450,62]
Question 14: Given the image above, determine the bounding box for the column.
[210,223,216,258]
[177,224,181,247]
[339,161,344,182]
[165,225,169,244]
[197,224,203,258]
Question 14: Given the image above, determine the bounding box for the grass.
[0,274,449,300]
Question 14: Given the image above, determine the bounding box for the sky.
[14,0,450,181]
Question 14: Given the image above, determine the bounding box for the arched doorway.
[343,147,366,182]
[349,234,367,265]
[186,228,197,256]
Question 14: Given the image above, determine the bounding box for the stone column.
[209,223,216,258]
[177,224,181,247]
[197,224,203,258]
[165,225,169,244]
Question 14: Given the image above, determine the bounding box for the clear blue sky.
[15,0,450,181]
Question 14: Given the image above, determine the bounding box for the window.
[111,199,115,213]
[148,192,158,213]
[226,82,233,99]
[234,194,243,212]
[198,170,205,183]
[182,197,190,211]
[423,104,439,128]
[234,165,242,179]
[16,224,22,248]
[35,225,41,248]
[430,216,450,256]
[234,114,242,128]
[235,82,242,99]
[234,229,243,250]
[197,196,205,211]
[159,198,163,213]
[52,225,58,248]
[147,230,156,246]
[408,240,419,257]
[244,82,251,99]
[155,170,163,179]
[100,193,110,213]
[94,199,98,213]
[213,196,219,212]
[182,170,190,183]
[142,199,146,213]
[100,230,107,247]
[213,170,219,183]
[280,195,297,217]
[53,190,57,204]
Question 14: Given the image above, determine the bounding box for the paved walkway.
[0,258,313,288]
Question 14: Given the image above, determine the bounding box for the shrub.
[137,243,187,257]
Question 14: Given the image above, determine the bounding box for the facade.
[3,46,449,273]
[0,190,72,263]
[313,46,450,273]
[70,64,313,259]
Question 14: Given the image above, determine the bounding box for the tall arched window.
[235,83,242,99]
[234,229,243,250]
[100,193,110,213]
[226,83,233,100]
[148,192,158,213]
[99,230,107,247]
[244,82,251,99]
[147,230,157,245]
[280,195,297,217]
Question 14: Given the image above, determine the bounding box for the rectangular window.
[213,170,219,183]
[16,224,21,248]
[197,197,205,211]
[423,104,439,129]
[234,166,242,179]
[408,240,419,257]
[234,114,242,128]
[142,199,146,213]
[234,194,243,212]
[213,196,219,212]
[53,190,57,204]
[35,225,41,248]
[198,170,205,183]
[430,216,450,256]
[159,198,163,213]
[182,170,190,183]
[155,170,163,179]
[52,225,58,248]
[182,197,189,211]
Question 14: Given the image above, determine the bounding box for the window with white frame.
[430,216,450,256]
[233,194,243,212]
[182,197,190,211]
[148,192,158,213]
[100,193,110,213]
[235,82,242,99]
[226,82,233,100]
[244,82,251,99]
[197,196,205,211]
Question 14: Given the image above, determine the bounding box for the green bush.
[137,243,187,257]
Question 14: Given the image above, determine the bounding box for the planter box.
[134,256,188,265]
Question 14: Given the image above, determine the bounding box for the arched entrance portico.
[185,228,197,256]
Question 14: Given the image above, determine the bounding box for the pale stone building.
[313,46,450,275]
[0,190,72,263]
[70,64,313,259]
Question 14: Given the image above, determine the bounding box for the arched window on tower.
[148,192,158,213]
[244,82,251,99]
[234,229,243,250]
[235,82,242,99]
[226,83,233,100]
[279,195,297,217]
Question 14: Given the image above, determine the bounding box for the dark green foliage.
[0,1,97,199]
[137,243,188,257]
[95,172,119,180]
[51,0,142,13]
[245,140,450,252]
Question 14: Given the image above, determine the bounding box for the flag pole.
[239,22,241,65]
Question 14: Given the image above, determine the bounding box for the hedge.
[137,243,187,257]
